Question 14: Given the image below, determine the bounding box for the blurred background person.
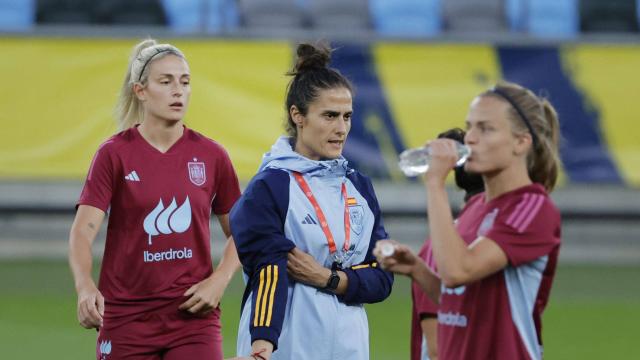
[229,42,393,360]
[68,39,242,359]
[377,81,562,360]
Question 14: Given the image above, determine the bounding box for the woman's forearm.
[213,213,241,285]
[425,181,471,288]
[68,207,104,291]
[212,237,241,286]
[410,260,441,304]
[69,232,95,290]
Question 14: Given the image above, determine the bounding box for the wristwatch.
[324,268,340,291]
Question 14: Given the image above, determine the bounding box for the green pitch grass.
[0,260,637,359]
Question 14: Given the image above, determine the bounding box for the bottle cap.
[381,243,395,257]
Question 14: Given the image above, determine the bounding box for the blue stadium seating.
[0,0,35,31]
[3,0,636,37]
[369,0,441,37]
[161,0,238,33]
[505,0,526,32]
[526,0,579,38]
[161,0,200,32]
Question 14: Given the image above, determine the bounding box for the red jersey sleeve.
[211,148,241,215]
[485,192,561,267]
[77,141,115,213]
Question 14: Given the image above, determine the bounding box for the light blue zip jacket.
[230,136,394,360]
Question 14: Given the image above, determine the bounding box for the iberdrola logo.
[143,197,192,245]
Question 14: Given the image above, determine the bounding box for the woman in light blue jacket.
[229,42,394,360]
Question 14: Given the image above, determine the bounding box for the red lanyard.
[292,172,350,258]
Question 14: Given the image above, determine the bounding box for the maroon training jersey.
[78,125,241,329]
[411,240,439,360]
[437,184,561,360]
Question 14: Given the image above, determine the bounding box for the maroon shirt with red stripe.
[78,126,241,329]
[438,184,561,360]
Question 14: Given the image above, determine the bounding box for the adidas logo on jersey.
[301,214,317,225]
[125,171,140,182]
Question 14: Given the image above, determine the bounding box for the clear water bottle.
[398,141,471,177]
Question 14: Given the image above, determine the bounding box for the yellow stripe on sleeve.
[351,262,379,270]
[259,265,273,326]
[351,264,371,270]
[253,267,266,327]
[265,265,279,327]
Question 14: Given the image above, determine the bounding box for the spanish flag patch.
[347,197,358,206]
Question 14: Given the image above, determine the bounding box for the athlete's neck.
[293,138,320,161]
[137,120,184,153]
[482,162,532,201]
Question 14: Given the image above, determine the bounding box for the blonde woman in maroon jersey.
[68,39,241,359]
[376,81,562,360]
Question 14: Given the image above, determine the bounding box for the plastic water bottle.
[398,141,471,177]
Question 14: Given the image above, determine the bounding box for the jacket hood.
[259,136,351,177]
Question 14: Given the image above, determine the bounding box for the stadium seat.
[523,0,579,38]
[443,0,506,33]
[161,0,200,32]
[0,0,35,31]
[580,0,639,33]
[505,0,526,32]
[369,0,442,37]
[237,0,305,30]
[161,0,239,34]
[206,0,240,33]
[307,0,371,32]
